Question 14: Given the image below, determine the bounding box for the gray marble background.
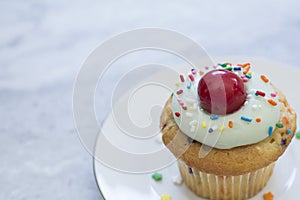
[1,0,300,199]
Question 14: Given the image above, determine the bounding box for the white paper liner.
[178,160,275,200]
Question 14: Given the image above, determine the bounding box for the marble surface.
[1,0,300,199]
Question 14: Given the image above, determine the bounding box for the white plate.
[94,58,300,200]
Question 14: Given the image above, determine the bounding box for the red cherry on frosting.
[198,69,247,115]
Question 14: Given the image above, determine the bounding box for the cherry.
[198,69,247,115]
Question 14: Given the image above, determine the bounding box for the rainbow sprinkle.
[243,65,251,74]
[187,82,191,89]
[233,67,241,71]
[286,129,291,135]
[241,116,252,122]
[180,74,185,82]
[192,69,197,75]
[263,192,274,200]
[188,74,195,82]
[276,123,284,128]
[268,126,273,136]
[261,75,269,83]
[176,89,183,95]
[296,131,300,139]
[210,115,219,120]
[152,173,163,181]
[219,125,226,131]
[208,128,213,133]
[255,90,266,97]
[268,99,277,106]
[271,93,277,97]
[245,74,252,79]
[161,194,171,200]
[228,121,233,128]
[175,112,180,117]
[202,121,207,128]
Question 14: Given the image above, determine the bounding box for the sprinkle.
[175,82,180,87]
[176,89,183,95]
[248,71,252,76]
[227,62,232,66]
[182,106,187,110]
[245,74,252,79]
[225,67,233,71]
[177,99,184,106]
[161,194,171,200]
[263,192,274,200]
[237,63,250,68]
[175,112,180,117]
[256,118,261,123]
[228,121,233,128]
[243,65,251,74]
[296,131,300,139]
[219,125,226,131]
[185,112,193,117]
[172,175,183,185]
[276,123,284,128]
[252,104,259,110]
[188,167,193,174]
[282,116,289,126]
[286,129,291,135]
[152,173,163,181]
[187,82,191,89]
[242,78,248,83]
[219,63,228,68]
[241,116,252,122]
[271,93,277,97]
[268,99,277,106]
[208,128,213,133]
[233,67,241,71]
[189,120,198,126]
[188,74,195,82]
[199,70,205,75]
[188,106,195,111]
[180,74,185,82]
[281,138,287,146]
[268,126,273,136]
[202,121,207,128]
[205,66,209,70]
[255,90,266,97]
[192,69,197,75]
[261,75,269,83]
[210,115,219,120]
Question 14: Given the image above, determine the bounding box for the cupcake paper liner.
[178,160,275,200]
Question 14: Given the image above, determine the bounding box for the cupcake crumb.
[263,192,274,200]
[161,194,171,200]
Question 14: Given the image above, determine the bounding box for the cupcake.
[160,63,296,200]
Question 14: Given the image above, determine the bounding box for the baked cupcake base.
[178,159,275,200]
